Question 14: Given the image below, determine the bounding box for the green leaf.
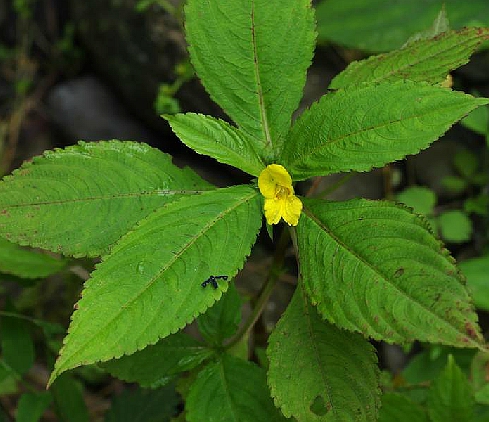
[268,285,380,421]
[0,315,35,375]
[197,281,242,346]
[459,255,489,312]
[442,176,468,194]
[316,0,489,52]
[185,0,315,156]
[51,374,89,422]
[186,354,286,422]
[281,81,488,180]
[16,392,52,422]
[428,355,474,422]
[297,198,483,348]
[0,238,65,279]
[331,28,489,89]
[105,385,179,422]
[396,186,436,216]
[453,149,479,179]
[402,346,476,384]
[164,113,265,176]
[465,193,489,216]
[438,210,472,243]
[462,103,489,135]
[378,393,428,422]
[404,7,450,45]
[102,332,214,388]
[49,185,261,385]
[0,141,212,257]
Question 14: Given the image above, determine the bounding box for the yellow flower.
[258,164,302,226]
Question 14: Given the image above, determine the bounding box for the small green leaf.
[186,354,286,422]
[0,315,35,375]
[442,176,468,194]
[282,81,488,180]
[316,0,489,52]
[49,186,261,385]
[428,355,474,422]
[438,210,472,243]
[105,385,179,422]
[459,255,489,312]
[51,374,89,422]
[402,346,476,384]
[0,141,212,257]
[378,393,428,422]
[102,332,214,388]
[404,7,450,45]
[396,186,436,216]
[197,282,242,346]
[185,0,315,156]
[297,198,483,348]
[164,113,265,176]
[462,103,489,135]
[465,193,489,216]
[0,237,65,279]
[16,392,52,422]
[453,149,479,179]
[268,285,380,421]
[331,28,489,89]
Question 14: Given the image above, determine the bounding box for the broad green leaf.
[378,393,428,422]
[51,374,89,422]
[459,255,489,312]
[438,210,472,243]
[0,141,212,257]
[282,81,488,180]
[297,198,483,348]
[268,285,380,421]
[186,354,286,422]
[396,186,436,216]
[185,0,315,156]
[0,315,35,375]
[16,392,52,422]
[105,385,179,422]
[286,82,488,179]
[164,113,265,176]
[49,185,261,385]
[0,238,65,279]
[197,281,242,346]
[316,0,489,52]
[330,28,489,89]
[428,355,474,422]
[102,332,214,388]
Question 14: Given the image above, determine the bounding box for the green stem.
[225,227,291,350]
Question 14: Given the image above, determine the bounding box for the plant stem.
[225,227,291,350]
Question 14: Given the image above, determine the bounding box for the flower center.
[275,185,290,200]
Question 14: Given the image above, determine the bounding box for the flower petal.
[258,164,293,198]
[283,195,303,226]
[264,198,283,225]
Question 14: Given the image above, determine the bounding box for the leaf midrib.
[353,30,484,84]
[250,0,273,149]
[286,95,474,169]
[303,205,481,348]
[1,189,208,208]
[300,285,338,418]
[57,189,259,370]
